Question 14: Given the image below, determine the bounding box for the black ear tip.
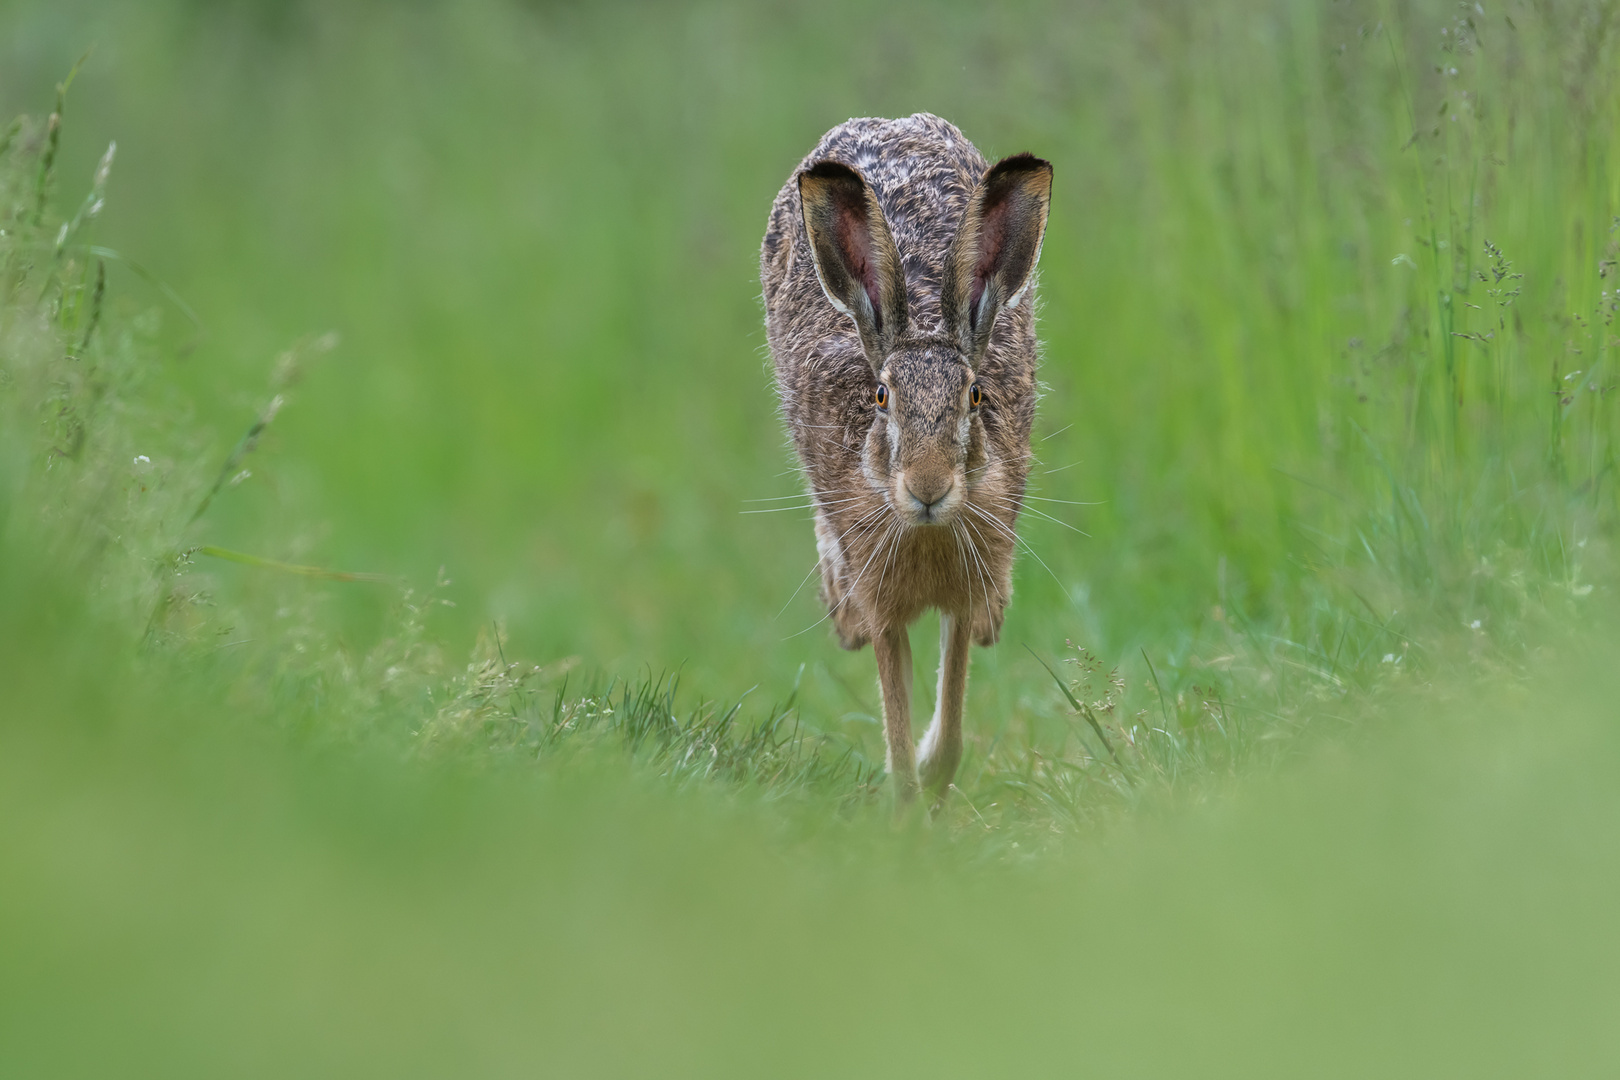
[987,152,1053,179]
[801,159,867,187]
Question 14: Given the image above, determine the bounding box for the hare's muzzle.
[898,468,961,525]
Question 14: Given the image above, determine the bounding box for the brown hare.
[760,113,1052,808]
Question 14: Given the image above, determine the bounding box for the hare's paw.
[916,745,956,794]
[831,605,870,650]
[970,606,1005,648]
[916,719,962,795]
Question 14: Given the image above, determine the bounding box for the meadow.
[3,0,1619,1073]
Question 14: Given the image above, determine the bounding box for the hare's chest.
[816,511,982,618]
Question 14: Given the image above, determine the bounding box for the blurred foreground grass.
[6,529,1620,1075]
[3,0,1620,1071]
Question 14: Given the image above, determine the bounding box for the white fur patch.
[814,513,846,575]
[813,269,853,317]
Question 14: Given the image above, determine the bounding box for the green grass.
[3,0,1620,1072]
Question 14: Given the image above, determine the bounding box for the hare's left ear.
[798,160,909,368]
[942,153,1053,364]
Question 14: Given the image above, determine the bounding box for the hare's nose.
[904,475,955,511]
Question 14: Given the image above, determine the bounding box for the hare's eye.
[874,384,889,410]
[969,382,984,409]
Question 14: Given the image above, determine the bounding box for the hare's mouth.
[894,473,964,526]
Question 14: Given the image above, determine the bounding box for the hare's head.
[798,153,1052,527]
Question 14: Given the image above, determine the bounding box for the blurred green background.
[3,0,1619,1072]
[15,0,1612,730]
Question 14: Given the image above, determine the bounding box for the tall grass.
[3,0,1617,830]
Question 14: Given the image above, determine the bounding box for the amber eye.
[874,383,889,410]
[969,382,984,408]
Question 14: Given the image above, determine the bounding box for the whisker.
[965,503,1068,594]
[775,560,825,621]
[952,514,991,599]
[742,489,870,513]
[873,514,906,604]
[1019,505,1091,537]
[826,502,889,549]
[787,513,897,640]
[979,496,1091,537]
[973,528,1004,602]
[1021,494,1103,507]
[747,485,869,501]
[741,493,870,515]
[955,519,998,632]
[949,521,979,629]
[958,515,1006,636]
[777,500,892,623]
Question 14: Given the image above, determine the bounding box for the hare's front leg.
[873,626,918,805]
[917,612,971,805]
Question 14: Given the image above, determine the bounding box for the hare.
[760,114,1052,808]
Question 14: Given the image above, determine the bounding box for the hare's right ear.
[798,161,909,366]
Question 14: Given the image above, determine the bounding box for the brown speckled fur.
[761,114,1051,807]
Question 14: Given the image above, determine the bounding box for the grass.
[2,0,1620,1072]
